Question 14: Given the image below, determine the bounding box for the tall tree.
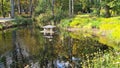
[104,4,111,17]
[52,0,55,21]
[17,0,21,14]
[69,0,74,17]
[69,0,72,17]
[72,0,74,16]
[1,0,5,17]
[29,0,33,17]
[101,0,111,17]
[10,0,15,18]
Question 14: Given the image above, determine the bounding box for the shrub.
[70,15,90,28]
[59,18,71,28]
[13,16,33,25]
[82,50,120,68]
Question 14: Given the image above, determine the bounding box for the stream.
[0,25,110,68]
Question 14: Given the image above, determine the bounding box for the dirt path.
[0,18,14,22]
[66,27,106,36]
[0,18,15,30]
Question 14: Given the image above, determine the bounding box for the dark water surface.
[0,26,109,68]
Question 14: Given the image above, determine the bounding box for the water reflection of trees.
[16,28,108,67]
[18,28,44,57]
[60,31,108,59]
[0,30,13,55]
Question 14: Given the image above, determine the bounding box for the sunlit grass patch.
[59,15,120,50]
[111,26,120,43]
[70,14,91,28]
[99,17,120,49]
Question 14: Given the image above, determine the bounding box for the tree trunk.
[71,0,74,16]
[97,6,101,16]
[69,0,74,17]
[10,0,15,18]
[69,0,72,17]
[17,0,21,14]
[97,0,101,16]
[1,0,5,18]
[52,0,55,24]
[29,0,33,17]
[104,5,111,18]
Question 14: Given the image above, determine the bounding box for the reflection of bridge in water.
[41,25,56,41]
[40,25,56,35]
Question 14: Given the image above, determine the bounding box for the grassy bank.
[59,14,120,67]
[59,14,120,50]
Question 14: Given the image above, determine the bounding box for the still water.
[0,26,108,68]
